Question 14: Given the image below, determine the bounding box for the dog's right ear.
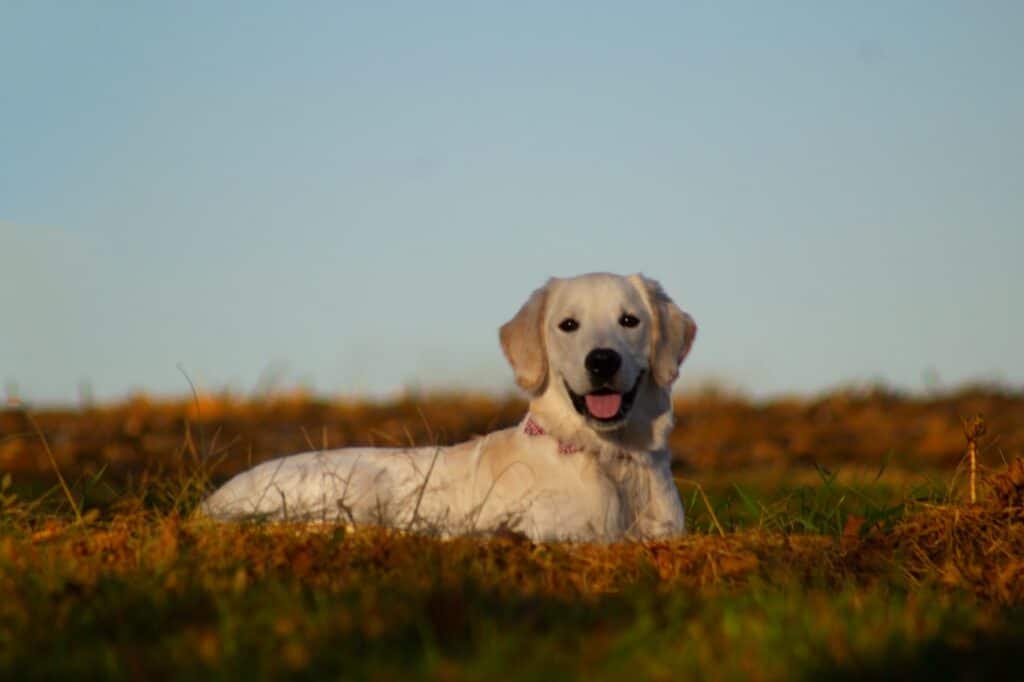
[499,280,552,394]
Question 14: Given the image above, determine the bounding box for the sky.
[1,1,1021,404]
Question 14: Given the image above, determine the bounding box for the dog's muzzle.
[565,371,644,426]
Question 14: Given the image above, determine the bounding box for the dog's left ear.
[630,275,697,387]
[499,279,553,394]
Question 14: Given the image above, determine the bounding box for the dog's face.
[500,273,696,448]
[544,275,653,430]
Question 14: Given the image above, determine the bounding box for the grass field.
[1,388,1023,680]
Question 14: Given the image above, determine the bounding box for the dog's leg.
[631,452,686,538]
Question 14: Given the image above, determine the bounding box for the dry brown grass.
[839,460,1024,603]
[2,386,1020,482]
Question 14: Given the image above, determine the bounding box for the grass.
[3,509,1021,680]
[682,465,951,536]
[1,390,1023,679]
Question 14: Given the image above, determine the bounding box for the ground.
[1,386,1023,679]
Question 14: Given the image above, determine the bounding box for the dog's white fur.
[203,273,696,541]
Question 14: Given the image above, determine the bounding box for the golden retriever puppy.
[203,273,696,541]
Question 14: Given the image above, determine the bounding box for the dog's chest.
[549,449,663,535]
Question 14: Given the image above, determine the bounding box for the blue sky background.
[1,1,1021,404]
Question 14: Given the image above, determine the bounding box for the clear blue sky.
[2,1,1021,404]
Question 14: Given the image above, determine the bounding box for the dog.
[203,273,697,541]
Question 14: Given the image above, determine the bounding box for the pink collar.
[523,416,582,454]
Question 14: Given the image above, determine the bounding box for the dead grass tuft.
[990,458,1024,509]
[842,463,1024,603]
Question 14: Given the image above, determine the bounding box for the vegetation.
[1,388,1022,679]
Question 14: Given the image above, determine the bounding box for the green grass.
[681,465,952,536]
[3,568,1012,681]
[2,460,1022,680]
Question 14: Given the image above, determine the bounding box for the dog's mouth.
[565,372,644,426]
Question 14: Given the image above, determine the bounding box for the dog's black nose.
[585,348,621,380]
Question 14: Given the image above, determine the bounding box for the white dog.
[203,273,696,541]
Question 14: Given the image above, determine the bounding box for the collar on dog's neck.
[523,415,582,454]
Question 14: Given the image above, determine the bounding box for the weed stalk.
[962,414,986,505]
[25,412,84,524]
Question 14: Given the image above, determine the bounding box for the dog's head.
[500,273,696,453]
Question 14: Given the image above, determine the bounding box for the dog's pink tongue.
[585,393,622,419]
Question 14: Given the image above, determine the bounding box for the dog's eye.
[558,318,579,333]
[619,313,640,328]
